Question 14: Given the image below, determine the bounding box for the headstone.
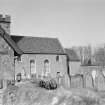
[86,74,93,88]
[70,75,83,88]
[91,70,97,80]
[97,73,105,91]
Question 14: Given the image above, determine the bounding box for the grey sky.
[0,0,105,47]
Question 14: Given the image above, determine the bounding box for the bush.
[45,81,50,89]
[49,79,57,90]
[39,79,57,90]
[39,80,44,88]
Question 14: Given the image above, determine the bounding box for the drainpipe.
[14,57,16,84]
[66,55,71,86]
[14,56,18,84]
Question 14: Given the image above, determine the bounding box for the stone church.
[0,14,70,90]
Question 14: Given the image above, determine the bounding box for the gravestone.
[85,74,93,88]
[70,75,83,88]
[97,73,105,91]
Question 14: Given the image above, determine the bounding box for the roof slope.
[0,26,23,54]
[11,35,65,54]
[65,48,80,61]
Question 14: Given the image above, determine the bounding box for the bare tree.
[94,48,105,67]
[80,45,92,65]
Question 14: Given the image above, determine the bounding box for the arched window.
[30,59,36,76]
[43,59,50,77]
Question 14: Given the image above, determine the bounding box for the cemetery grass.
[2,82,105,105]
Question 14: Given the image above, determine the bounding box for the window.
[0,79,3,89]
[30,60,36,75]
[43,59,50,77]
[56,55,59,61]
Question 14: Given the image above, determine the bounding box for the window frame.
[43,59,50,77]
[30,59,36,76]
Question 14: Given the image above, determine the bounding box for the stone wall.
[0,36,14,80]
[15,54,67,81]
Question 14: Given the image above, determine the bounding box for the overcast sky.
[0,0,105,48]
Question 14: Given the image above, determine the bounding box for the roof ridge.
[11,35,58,40]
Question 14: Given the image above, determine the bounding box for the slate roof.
[11,35,65,54]
[65,48,80,61]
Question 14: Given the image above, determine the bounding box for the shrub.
[39,79,57,90]
[49,79,57,90]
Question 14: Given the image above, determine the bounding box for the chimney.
[0,14,11,34]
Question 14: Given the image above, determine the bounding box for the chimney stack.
[0,14,11,34]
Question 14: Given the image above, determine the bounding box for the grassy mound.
[2,83,105,105]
